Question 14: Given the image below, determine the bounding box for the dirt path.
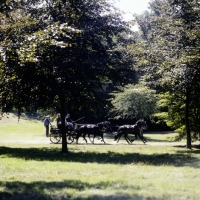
[0,137,187,146]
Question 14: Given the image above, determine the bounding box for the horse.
[75,121,112,144]
[114,119,148,144]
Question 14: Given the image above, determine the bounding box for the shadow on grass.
[104,132,171,143]
[175,144,200,150]
[0,179,155,200]
[0,146,200,168]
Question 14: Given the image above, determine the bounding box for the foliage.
[0,0,133,116]
[135,0,200,147]
[154,91,200,142]
[109,84,158,120]
[0,0,135,152]
[153,92,185,135]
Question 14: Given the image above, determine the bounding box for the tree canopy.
[0,0,135,152]
[109,84,158,120]
[135,0,200,148]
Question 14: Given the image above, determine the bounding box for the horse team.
[51,119,148,144]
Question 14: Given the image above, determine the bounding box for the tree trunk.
[185,89,191,149]
[60,93,68,153]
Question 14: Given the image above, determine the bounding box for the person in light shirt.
[65,113,74,130]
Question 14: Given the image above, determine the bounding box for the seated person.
[56,113,62,129]
[65,113,74,130]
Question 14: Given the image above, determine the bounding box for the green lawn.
[0,114,200,200]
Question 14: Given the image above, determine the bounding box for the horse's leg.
[75,137,79,144]
[89,132,96,144]
[116,132,122,143]
[100,132,106,144]
[88,133,93,143]
[142,133,148,143]
[140,135,148,143]
[81,132,88,143]
[93,133,104,144]
[124,135,129,144]
[102,135,106,144]
[75,133,80,144]
[140,130,147,143]
[126,137,131,144]
[130,134,137,143]
[93,131,105,144]
[128,136,133,144]
[114,131,123,143]
[138,134,146,144]
[125,134,131,144]
[92,134,96,144]
[144,137,148,142]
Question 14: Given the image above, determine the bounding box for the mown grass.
[0,114,200,200]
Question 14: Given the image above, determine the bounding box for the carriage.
[49,124,78,144]
[49,121,112,144]
[50,119,148,144]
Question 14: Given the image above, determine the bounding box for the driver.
[65,113,74,130]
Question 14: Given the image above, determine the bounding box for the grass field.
[0,113,200,200]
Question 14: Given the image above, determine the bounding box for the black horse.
[75,121,112,144]
[114,119,148,144]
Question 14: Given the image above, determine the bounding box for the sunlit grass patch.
[0,115,200,199]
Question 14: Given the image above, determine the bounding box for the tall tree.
[135,0,200,148]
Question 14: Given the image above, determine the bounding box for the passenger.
[56,113,62,129]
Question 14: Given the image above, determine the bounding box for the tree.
[109,84,158,120]
[135,0,200,148]
[0,0,134,152]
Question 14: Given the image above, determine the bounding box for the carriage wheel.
[66,130,77,144]
[50,131,61,144]
[66,135,74,144]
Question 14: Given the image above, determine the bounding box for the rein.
[73,116,85,123]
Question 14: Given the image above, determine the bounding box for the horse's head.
[97,121,112,131]
[103,121,113,131]
[136,119,148,130]
[113,131,119,141]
